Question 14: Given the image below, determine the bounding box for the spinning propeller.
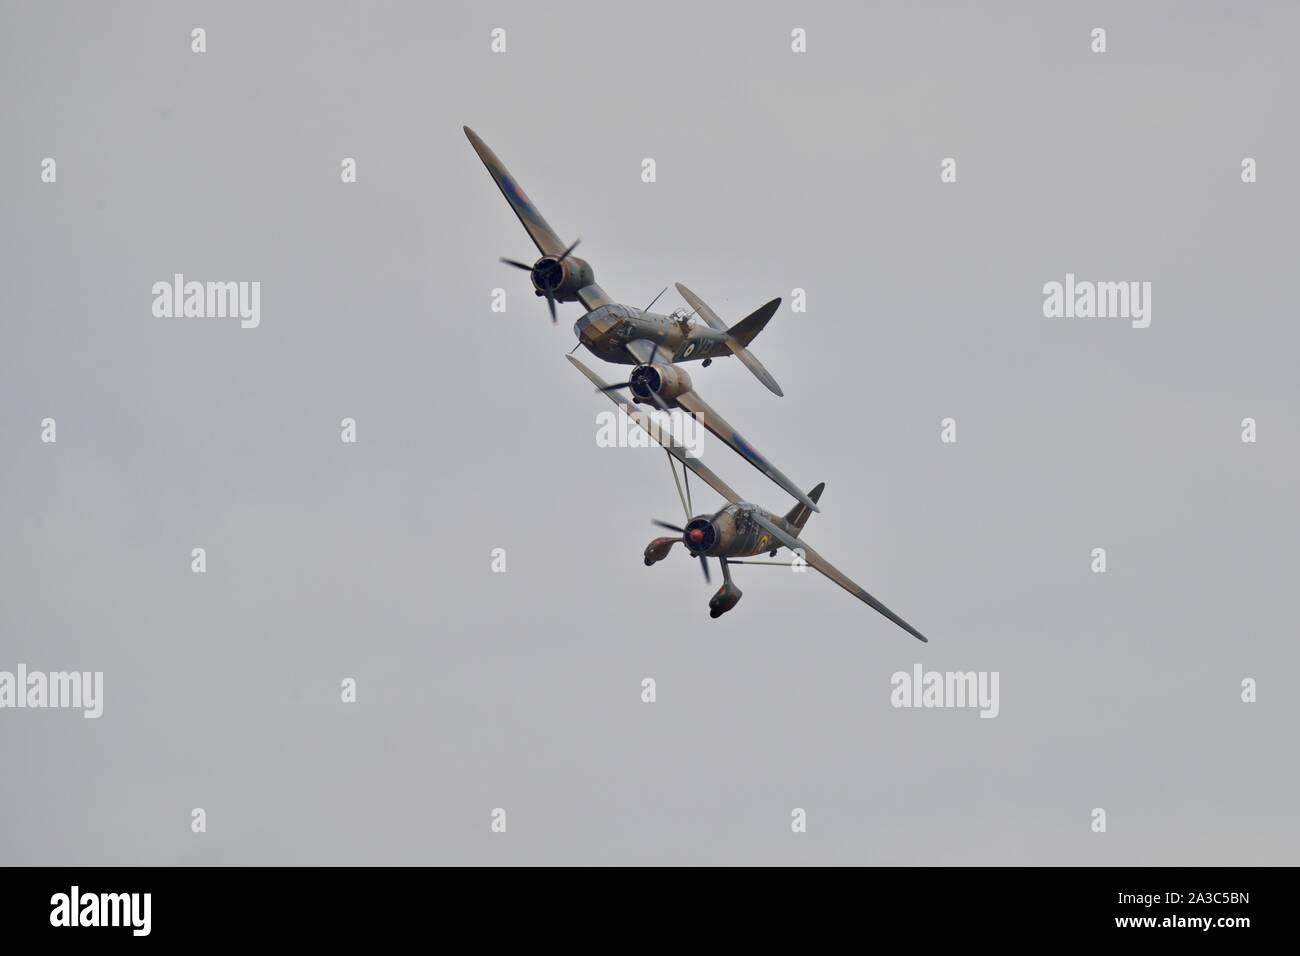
[595,342,672,412]
[650,504,729,584]
[500,237,582,323]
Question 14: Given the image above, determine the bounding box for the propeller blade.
[645,388,672,414]
[558,238,581,261]
[699,555,711,584]
[597,381,631,392]
[546,292,557,323]
[646,341,658,367]
[652,520,686,534]
[500,257,532,271]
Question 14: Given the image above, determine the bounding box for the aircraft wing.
[465,127,616,313]
[748,511,929,643]
[578,284,614,311]
[624,339,659,365]
[464,126,568,258]
[673,389,819,513]
[568,356,742,507]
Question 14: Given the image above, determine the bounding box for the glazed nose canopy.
[683,517,718,554]
[576,311,614,341]
[629,365,662,399]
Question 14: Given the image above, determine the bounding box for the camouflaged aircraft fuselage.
[574,305,732,365]
[643,504,798,565]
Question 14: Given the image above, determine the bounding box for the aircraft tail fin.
[726,298,779,347]
[783,482,825,532]
[725,298,783,397]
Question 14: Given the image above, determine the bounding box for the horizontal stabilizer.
[725,298,784,397]
[674,284,784,397]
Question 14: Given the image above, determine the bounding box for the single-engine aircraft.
[570,355,929,642]
[466,125,818,513]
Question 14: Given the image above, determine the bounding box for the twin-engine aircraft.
[465,126,817,514]
[464,127,785,397]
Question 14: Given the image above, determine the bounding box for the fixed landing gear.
[643,537,676,566]
[643,538,742,617]
[708,557,742,618]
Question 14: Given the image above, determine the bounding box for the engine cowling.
[682,511,738,557]
[531,255,594,302]
[629,363,693,404]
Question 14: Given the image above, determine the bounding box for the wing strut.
[666,451,691,523]
[569,356,743,507]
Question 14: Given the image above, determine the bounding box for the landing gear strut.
[644,536,676,566]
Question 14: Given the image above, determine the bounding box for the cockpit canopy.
[668,307,695,331]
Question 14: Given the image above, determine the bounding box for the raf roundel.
[500,175,533,215]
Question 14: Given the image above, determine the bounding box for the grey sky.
[2,0,1297,865]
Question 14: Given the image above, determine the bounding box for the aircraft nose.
[575,313,601,343]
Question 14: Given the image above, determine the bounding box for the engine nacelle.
[629,363,693,404]
[683,511,739,557]
[709,583,742,618]
[531,255,595,303]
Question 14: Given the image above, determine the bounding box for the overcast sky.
[2,0,1297,865]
